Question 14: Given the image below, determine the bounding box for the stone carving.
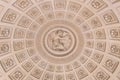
[36,15,46,25]
[13,28,26,39]
[27,48,36,57]
[108,28,120,40]
[46,64,55,72]
[79,55,88,64]
[91,51,104,63]
[0,56,16,72]
[39,1,53,13]
[31,67,43,79]
[44,27,76,57]
[47,29,72,52]
[81,23,90,32]
[66,72,77,80]
[9,67,26,80]
[42,71,53,80]
[85,32,93,39]
[17,16,32,28]
[67,1,81,13]
[0,41,11,56]
[13,40,25,51]
[15,50,29,63]
[95,41,106,52]
[13,0,33,11]
[109,43,120,58]
[79,7,94,20]
[84,60,97,73]
[1,9,20,24]
[29,22,39,31]
[36,20,84,64]
[54,74,65,80]
[102,56,119,73]
[85,40,94,48]
[0,0,120,80]
[54,0,66,10]
[45,11,55,20]
[76,67,88,79]
[93,68,110,80]
[88,17,102,29]
[65,12,75,20]
[22,60,34,72]
[31,55,41,63]
[64,64,73,72]
[0,25,12,39]
[26,7,41,19]
[38,60,47,69]
[101,10,119,25]
[74,15,84,25]
[72,60,81,69]
[94,29,106,39]
[89,0,107,12]
[83,48,92,57]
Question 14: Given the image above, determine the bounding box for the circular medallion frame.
[35,20,85,64]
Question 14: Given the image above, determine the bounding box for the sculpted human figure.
[49,29,72,51]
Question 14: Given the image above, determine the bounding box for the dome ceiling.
[0,0,120,80]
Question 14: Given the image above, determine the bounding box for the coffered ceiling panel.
[0,0,120,80]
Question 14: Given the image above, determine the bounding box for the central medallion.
[35,20,84,64]
[44,27,76,57]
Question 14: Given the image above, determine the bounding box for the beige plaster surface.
[0,0,120,80]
